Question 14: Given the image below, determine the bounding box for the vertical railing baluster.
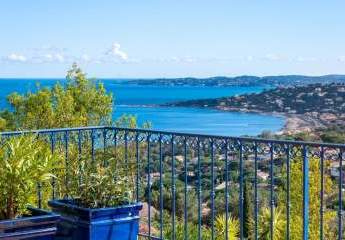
[147,133,151,238]
[225,139,229,240]
[50,132,56,199]
[269,143,274,240]
[36,133,42,208]
[184,137,188,240]
[64,131,69,195]
[338,149,343,240]
[125,131,128,168]
[103,129,107,166]
[286,145,291,240]
[211,139,215,240]
[135,133,140,202]
[91,130,95,163]
[50,132,55,152]
[254,142,258,240]
[302,145,309,240]
[37,182,42,209]
[197,137,202,240]
[159,134,164,240]
[171,135,176,240]
[78,130,82,186]
[103,128,107,153]
[239,141,244,240]
[320,146,324,240]
[114,129,117,159]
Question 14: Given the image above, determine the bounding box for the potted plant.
[49,152,143,240]
[0,135,60,239]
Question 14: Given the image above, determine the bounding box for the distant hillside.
[166,83,345,134]
[167,83,345,115]
[123,75,345,87]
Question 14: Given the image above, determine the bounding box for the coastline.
[157,103,300,135]
[163,102,343,135]
[276,114,326,135]
[142,103,341,136]
[211,106,328,135]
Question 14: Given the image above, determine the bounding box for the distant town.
[165,83,345,136]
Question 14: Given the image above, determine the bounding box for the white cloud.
[106,42,128,61]
[246,56,254,61]
[32,45,67,52]
[182,56,195,63]
[169,56,194,63]
[3,53,27,62]
[79,54,91,62]
[263,53,283,61]
[55,53,64,62]
[39,53,65,63]
[155,56,198,63]
[295,56,317,62]
[338,56,345,63]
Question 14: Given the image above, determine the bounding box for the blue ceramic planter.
[48,199,143,240]
[0,207,60,240]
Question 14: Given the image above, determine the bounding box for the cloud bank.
[3,53,27,62]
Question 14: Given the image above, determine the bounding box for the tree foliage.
[279,156,337,239]
[0,63,113,130]
[163,217,211,240]
[150,176,199,223]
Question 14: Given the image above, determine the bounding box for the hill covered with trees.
[169,83,344,114]
[124,75,345,87]
[167,83,345,135]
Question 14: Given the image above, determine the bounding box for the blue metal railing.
[1,126,345,240]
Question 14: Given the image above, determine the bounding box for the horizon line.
[1,73,345,80]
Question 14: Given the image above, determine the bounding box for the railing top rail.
[0,125,344,148]
[0,126,106,136]
[107,127,345,148]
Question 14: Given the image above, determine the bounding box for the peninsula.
[165,83,345,135]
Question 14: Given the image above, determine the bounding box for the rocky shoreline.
[212,105,344,135]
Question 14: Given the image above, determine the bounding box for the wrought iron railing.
[1,126,344,240]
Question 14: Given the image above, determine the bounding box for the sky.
[1,0,345,78]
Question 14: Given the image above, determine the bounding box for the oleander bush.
[52,141,137,208]
[0,135,59,220]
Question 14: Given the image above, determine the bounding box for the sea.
[0,79,285,136]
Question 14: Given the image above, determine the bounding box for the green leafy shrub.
[249,207,285,240]
[77,160,134,208]
[0,136,58,219]
[163,219,211,240]
[214,214,240,240]
[56,146,137,208]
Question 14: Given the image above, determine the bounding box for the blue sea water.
[0,79,285,136]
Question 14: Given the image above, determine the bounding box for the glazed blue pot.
[0,207,60,240]
[48,199,143,240]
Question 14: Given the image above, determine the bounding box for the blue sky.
[1,0,345,78]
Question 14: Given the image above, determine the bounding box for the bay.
[0,79,285,136]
